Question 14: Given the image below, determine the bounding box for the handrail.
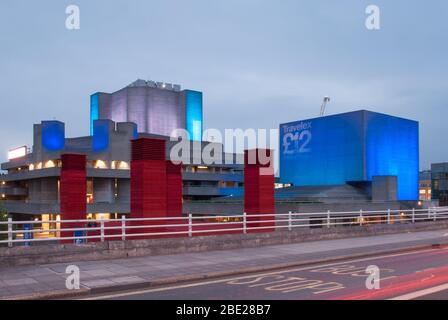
[1,207,447,246]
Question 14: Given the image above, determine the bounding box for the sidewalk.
[1,229,448,300]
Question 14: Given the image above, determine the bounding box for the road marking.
[82,248,443,300]
[309,265,395,278]
[389,283,448,300]
[227,275,345,295]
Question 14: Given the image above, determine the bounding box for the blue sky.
[0,0,447,169]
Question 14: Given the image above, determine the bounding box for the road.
[85,246,448,300]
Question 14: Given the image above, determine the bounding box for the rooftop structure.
[90,79,203,141]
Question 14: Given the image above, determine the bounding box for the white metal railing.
[0,207,448,247]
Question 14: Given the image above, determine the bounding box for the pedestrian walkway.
[1,229,447,299]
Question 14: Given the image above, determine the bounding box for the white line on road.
[389,283,448,300]
[82,248,444,300]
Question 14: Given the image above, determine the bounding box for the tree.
[0,203,8,241]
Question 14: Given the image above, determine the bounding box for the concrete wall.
[117,179,130,202]
[1,221,447,267]
[28,178,58,202]
[93,178,114,203]
[100,86,186,137]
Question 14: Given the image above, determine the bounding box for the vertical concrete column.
[166,161,183,217]
[244,149,275,233]
[130,138,167,237]
[60,154,87,243]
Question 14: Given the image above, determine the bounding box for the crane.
[319,96,331,117]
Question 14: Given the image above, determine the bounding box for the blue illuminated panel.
[42,121,65,151]
[185,90,203,141]
[279,110,419,200]
[280,111,365,186]
[90,93,100,135]
[92,120,110,151]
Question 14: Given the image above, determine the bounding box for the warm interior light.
[94,160,107,169]
[44,160,55,168]
[112,160,129,170]
[96,213,110,220]
[8,146,27,160]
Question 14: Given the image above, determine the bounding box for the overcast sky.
[0,0,447,170]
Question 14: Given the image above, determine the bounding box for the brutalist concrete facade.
[90,79,203,140]
[0,119,244,220]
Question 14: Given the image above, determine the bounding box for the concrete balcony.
[183,186,243,197]
[1,168,131,182]
[3,201,60,214]
[2,168,241,182]
[0,187,28,196]
[182,172,243,182]
[86,169,130,179]
[2,168,61,182]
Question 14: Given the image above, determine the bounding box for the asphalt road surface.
[86,246,448,300]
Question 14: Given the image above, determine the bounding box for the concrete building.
[279,110,419,201]
[419,170,432,201]
[0,119,243,223]
[0,80,424,234]
[431,163,448,206]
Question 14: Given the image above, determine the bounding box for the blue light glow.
[365,112,419,200]
[90,93,100,135]
[279,110,419,200]
[280,111,365,186]
[92,120,110,151]
[185,90,203,141]
[41,121,65,151]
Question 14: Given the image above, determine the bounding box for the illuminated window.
[112,161,129,170]
[96,213,110,220]
[44,160,56,168]
[29,164,34,171]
